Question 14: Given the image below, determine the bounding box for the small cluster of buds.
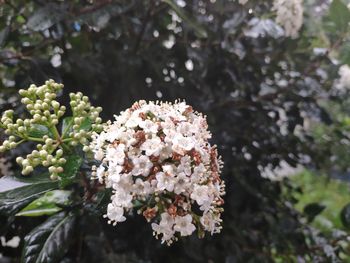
[91,100,225,245]
[0,80,103,178]
[68,92,103,149]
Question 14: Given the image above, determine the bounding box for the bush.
[0,0,349,262]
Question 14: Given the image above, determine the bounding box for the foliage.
[0,0,350,262]
[291,170,350,231]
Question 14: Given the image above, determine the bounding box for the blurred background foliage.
[0,0,350,262]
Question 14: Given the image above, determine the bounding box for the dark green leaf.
[77,2,135,31]
[28,124,52,138]
[0,27,9,47]
[303,203,326,223]
[21,212,76,263]
[16,190,72,217]
[0,181,57,216]
[61,117,91,135]
[59,155,83,188]
[79,118,92,131]
[163,0,208,38]
[341,203,350,229]
[340,42,350,65]
[329,0,350,33]
[27,3,66,31]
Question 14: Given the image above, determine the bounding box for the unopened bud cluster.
[68,92,103,150]
[0,80,103,178]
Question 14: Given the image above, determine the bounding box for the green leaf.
[303,203,326,223]
[0,180,58,216]
[59,155,83,188]
[61,117,73,135]
[79,118,92,131]
[21,212,76,263]
[28,124,52,138]
[0,27,9,47]
[340,42,350,65]
[341,203,350,229]
[61,117,91,135]
[27,3,66,31]
[162,0,208,38]
[329,0,350,33]
[16,190,72,217]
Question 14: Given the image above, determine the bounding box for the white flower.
[156,172,175,192]
[172,134,194,154]
[0,157,12,176]
[94,149,104,161]
[112,189,133,208]
[96,165,105,182]
[140,137,163,156]
[190,185,210,206]
[238,0,248,5]
[273,0,303,38]
[106,144,125,165]
[125,116,143,128]
[177,122,195,136]
[191,164,206,183]
[174,172,190,194]
[151,212,176,244]
[131,155,153,176]
[133,178,152,195]
[106,204,126,223]
[139,119,158,133]
[174,214,196,236]
[337,65,350,90]
[200,212,222,234]
[177,156,192,176]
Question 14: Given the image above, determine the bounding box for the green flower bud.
[50,174,58,180]
[16,157,24,164]
[18,126,25,133]
[33,114,41,122]
[83,146,90,152]
[51,101,60,109]
[48,166,56,173]
[22,166,33,175]
[56,149,63,157]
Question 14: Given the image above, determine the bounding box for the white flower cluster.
[239,0,303,38]
[336,65,350,90]
[91,100,225,245]
[238,0,249,5]
[273,0,303,38]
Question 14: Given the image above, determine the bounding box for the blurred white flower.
[238,0,248,4]
[273,0,303,38]
[174,214,196,236]
[106,204,126,224]
[131,155,153,176]
[336,65,350,90]
[0,157,12,177]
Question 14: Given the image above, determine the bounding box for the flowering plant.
[0,81,224,248]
